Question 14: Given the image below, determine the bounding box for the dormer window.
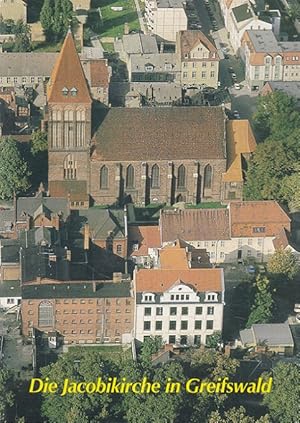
[62,87,68,96]
[142,293,155,302]
[70,87,78,97]
[205,293,217,302]
[145,64,154,72]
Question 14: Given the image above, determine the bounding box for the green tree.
[40,0,54,41]
[208,406,272,423]
[61,0,73,29]
[206,331,222,349]
[263,362,300,423]
[52,0,64,41]
[267,248,299,280]
[280,172,300,210]
[140,336,163,365]
[246,275,274,327]
[12,20,31,52]
[31,130,48,156]
[0,137,31,199]
[0,368,15,421]
[253,92,300,140]
[40,350,120,423]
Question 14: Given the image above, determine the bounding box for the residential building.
[160,201,292,263]
[128,53,180,83]
[145,0,188,42]
[128,225,161,266]
[134,259,224,345]
[21,278,134,345]
[114,33,159,64]
[239,323,294,356]
[176,30,220,89]
[241,30,300,90]
[125,83,183,107]
[0,280,21,310]
[227,3,272,54]
[71,0,91,10]
[261,81,300,107]
[0,0,27,22]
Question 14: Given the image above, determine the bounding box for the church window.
[177,165,186,188]
[38,301,53,327]
[126,165,135,189]
[64,154,77,180]
[70,87,78,97]
[204,164,212,189]
[100,165,108,189]
[151,164,160,188]
[62,87,69,96]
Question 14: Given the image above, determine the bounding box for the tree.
[208,406,272,423]
[267,248,299,280]
[40,0,54,41]
[263,362,300,423]
[0,137,31,199]
[12,20,31,52]
[0,368,15,421]
[31,130,48,156]
[253,92,300,140]
[61,0,73,30]
[40,350,120,423]
[246,275,274,327]
[139,336,163,365]
[280,172,300,210]
[205,331,222,349]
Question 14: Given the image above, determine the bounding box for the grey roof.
[247,30,281,52]
[241,323,294,347]
[279,41,300,52]
[0,280,21,298]
[0,53,57,77]
[130,53,179,73]
[22,281,131,299]
[78,208,125,240]
[16,197,69,222]
[122,34,158,55]
[265,81,300,100]
[240,328,254,345]
[0,208,14,233]
[128,82,182,102]
[252,323,294,346]
[0,239,20,263]
[81,46,104,59]
[156,0,185,8]
[34,227,52,246]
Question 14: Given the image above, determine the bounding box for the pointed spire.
[47,31,91,104]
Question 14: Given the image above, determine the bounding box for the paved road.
[230,86,259,121]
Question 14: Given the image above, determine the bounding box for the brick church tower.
[47,29,92,207]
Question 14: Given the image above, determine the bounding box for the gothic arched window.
[151,164,160,188]
[204,164,212,189]
[100,165,108,189]
[126,165,135,189]
[38,301,53,327]
[177,164,186,188]
[63,154,77,180]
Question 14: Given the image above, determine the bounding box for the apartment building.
[145,0,188,42]
[176,30,220,89]
[160,201,292,263]
[241,30,300,90]
[21,278,134,345]
[134,262,224,346]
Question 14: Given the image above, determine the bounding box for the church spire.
[47,31,91,104]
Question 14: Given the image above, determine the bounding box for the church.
[47,31,256,208]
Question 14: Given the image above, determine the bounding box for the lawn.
[185,202,226,209]
[31,41,63,52]
[88,0,140,38]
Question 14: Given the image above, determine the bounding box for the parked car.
[234,83,241,90]
[228,66,234,73]
[246,265,256,274]
[233,110,240,119]
[294,303,300,313]
[257,264,266,274]
[231,73,237,80]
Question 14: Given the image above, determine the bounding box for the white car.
[233,110,240,119]
[234,83,241,90]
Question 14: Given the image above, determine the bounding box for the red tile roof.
[89,60,110,88]
[161,208,230,243]
[129,225,161,257]
[230,201,291,237]
[178,30,219,61]
[135,268,223,293]
[92,107,226,161]
[47,31,91,104]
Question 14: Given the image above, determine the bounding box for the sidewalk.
[134,0,147,33]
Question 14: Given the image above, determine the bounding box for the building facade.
[134,267,224,346]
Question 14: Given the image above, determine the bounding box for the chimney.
[92,281,97,292]
[66,249,71,261]
[113,272,122,283]
[160,41,164,53]
[84,223,89,250]
[0,43,3,53]
[124,22,129,35]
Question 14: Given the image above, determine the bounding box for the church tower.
[47,29,92,207]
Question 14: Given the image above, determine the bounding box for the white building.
[134,266,224,346]
[0,280,21,310]
[145,0,188,42]
[160,201,292,263]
